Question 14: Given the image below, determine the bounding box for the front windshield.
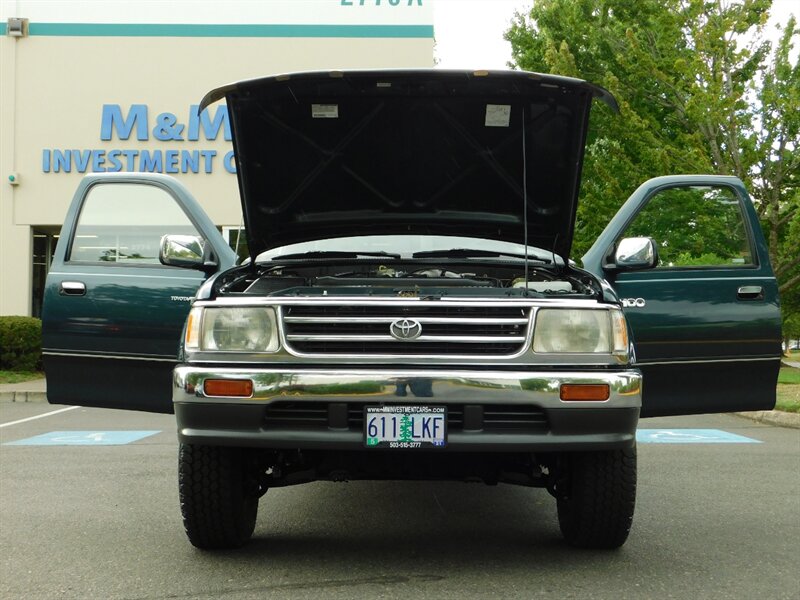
[256,235,560,263]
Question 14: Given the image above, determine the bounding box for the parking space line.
[0,406,80,429]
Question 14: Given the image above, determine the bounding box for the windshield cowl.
[254,235,564,266]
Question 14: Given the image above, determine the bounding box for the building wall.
[0,0,434,316]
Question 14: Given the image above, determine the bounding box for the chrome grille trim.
[283,316,529,325]
[280,303,533,358]
[286,335,527,343]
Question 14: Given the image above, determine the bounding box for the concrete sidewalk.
[0,377,47,403]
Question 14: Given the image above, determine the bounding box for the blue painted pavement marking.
[4,429,759,445]
[3,431,160,446]
[636,429,761,444]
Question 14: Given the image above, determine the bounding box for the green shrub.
[0,316,42,371]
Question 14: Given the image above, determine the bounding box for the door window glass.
[69,183,200,264]
[621,185,754,268]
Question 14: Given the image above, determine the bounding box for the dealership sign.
[42,104,236,175]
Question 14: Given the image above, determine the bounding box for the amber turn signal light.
[560,384,610,402]
[204,379,253,397]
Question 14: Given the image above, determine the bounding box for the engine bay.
[213,261,600,299]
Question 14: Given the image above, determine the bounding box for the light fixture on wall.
[6,18,29,37]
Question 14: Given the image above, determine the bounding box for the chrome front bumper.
[173,367,642,451]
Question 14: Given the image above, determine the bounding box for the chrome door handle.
[60,281,86,296]
[737,285,763,300]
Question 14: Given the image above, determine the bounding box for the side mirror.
[609,237,658,271]
[159,235,212,270]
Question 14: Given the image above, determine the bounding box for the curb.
[733,410,800,429]
[0,391,48,403]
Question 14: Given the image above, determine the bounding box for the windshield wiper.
[411,248,551,263]
[268,250,402,261]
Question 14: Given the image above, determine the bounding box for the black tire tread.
[178,443,258,549]
[557,446,637,549]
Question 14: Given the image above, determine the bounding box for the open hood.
[200,70,617,263]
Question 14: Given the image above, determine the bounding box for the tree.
[505,0,799,298]
[750,16,800,297]
[781,286,800,352]
[399,415,413,442]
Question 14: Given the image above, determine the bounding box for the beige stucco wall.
[0,34,32,316]
[0,34,433,315]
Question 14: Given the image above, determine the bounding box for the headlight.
[533,308,628,355]
[185,307,280,352]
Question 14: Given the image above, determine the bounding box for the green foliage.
[753,16,800,296]
[0,317,42,372]
[781,285,800,350]
[623,185,753,266]
[306,382,383,395]
[505,0,799,292]
[669,253,736,267]
[783,311,800,344]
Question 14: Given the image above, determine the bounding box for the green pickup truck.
[42,70,782,550]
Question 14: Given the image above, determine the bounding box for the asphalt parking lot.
[1,403,798,600]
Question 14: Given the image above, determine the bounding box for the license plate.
[364,406,447,449]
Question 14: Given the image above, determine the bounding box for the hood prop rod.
[522,106,529,296]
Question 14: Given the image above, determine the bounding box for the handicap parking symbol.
[636,429,761,444]
[3,431,160,446]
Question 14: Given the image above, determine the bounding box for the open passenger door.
[583,175,782,417]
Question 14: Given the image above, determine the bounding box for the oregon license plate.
[364,406,447,449]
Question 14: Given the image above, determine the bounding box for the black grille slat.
[264,404,328,430]
[264,402,547,433]
[285,323,524,336]
[285,305,526,318]
[484,406,547,431]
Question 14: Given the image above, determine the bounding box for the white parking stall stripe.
[0,406,80,429]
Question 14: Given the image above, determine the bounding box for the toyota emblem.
[390,319,422,341]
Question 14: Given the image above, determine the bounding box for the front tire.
[178,443,259,549]
[556,446,637,549]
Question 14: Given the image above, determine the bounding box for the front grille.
[263,403,329,429]
[264,402,547,434]
[282,303,531,357]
